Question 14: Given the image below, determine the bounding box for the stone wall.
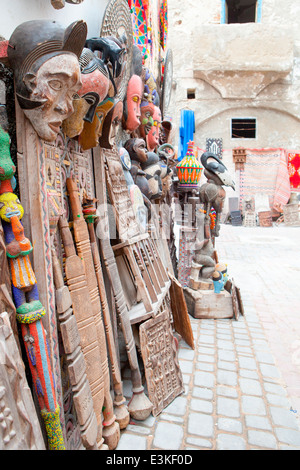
[168,0,300,173]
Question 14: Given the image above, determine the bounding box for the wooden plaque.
[139,310,184,416]
[169,273,195,350]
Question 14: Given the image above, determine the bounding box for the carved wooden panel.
[44,133,95,222]
[52,249,98,450]
[103,145,142,241]
[139,309,184,416]
[0,311,45,450]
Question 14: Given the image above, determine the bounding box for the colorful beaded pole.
[0,126,65,450]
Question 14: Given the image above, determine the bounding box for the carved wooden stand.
[98,227,153,420]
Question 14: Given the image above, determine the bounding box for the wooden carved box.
[139,309,184,416]
[258,210,272,227]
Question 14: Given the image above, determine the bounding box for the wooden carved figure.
[7,20,87,142]
[200,151,234,237]
[0,128,65,449]
[143,67,160,107]
[51,248,99,450]
[190,151,235,288]
[61,97,90,139]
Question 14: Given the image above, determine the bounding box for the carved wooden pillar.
[15,102,66,441]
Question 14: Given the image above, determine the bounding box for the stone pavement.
[116,224,300,451]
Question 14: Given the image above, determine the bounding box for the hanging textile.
[178,109,195,162]
[159,0,168,51]
[287,152,300,190]
[128,0,148,59]
[273,151,291,212]
[239,148,283,215]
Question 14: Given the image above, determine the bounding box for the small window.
[226,0,257,24]
[187,89,196,99]
[231,118,256,139]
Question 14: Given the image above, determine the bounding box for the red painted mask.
[139,101,155,139]
[125,75,143,132]
[146,105,161,152]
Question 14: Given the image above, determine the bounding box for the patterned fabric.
[239,149,283,215]
[128,0,148,58]
[178,110,195,161]
[287,152,300,190]
[159,0,168,50]
[273,151,291,212]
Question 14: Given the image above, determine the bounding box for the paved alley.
[116,223,300,451]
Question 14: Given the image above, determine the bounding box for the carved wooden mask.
[78,48,110,105]
[124,137,148,165]
[78,97,114,151]
[138,100,155,140]
[99,99,123,149]
[124,74,143,132]
[146,105,161,152]
[141,152,163,200]
[8,20,87,142]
